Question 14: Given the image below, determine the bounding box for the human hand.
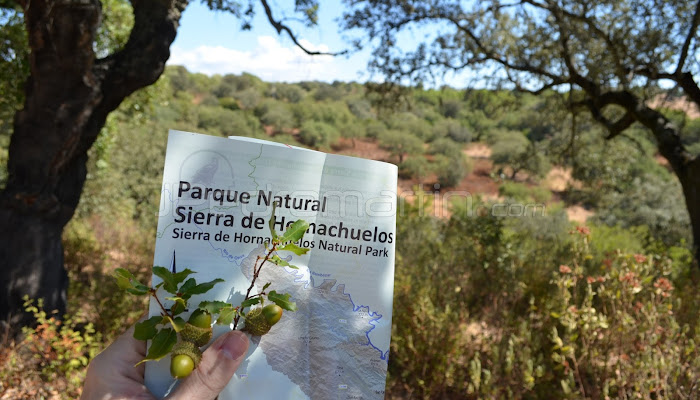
[81,322,249,400]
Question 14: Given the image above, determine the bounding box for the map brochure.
[145,130,398,399]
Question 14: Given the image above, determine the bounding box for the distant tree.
[386,112,433,140]
[428,137,462,158]
[346,97,374,120]
[268,82,305,103]
[0,0,335,330]
[399,156,430,180]
[433,119,471,143]
[340,122,366,148]
[490,130,551,180]
[440,98,461,118]
[379,130,424,163]
[313,82,345,101]
[298,120,339,149]
[344,0,700,264]
[257,100,296,133]
[432,153,470,188]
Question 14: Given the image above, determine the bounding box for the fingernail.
[219,331,248,361]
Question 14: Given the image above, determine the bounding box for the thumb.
[166,330,249,400]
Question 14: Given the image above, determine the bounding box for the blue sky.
[169,1,374,83]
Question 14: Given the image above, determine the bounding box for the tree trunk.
[0,0,187,331]
[680,161,700,264]
[634,104,700,265]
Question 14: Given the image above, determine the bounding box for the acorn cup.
[242,304,283,336]
[181,310,213,346]
[169,310,213,379]
[170,340,203,379]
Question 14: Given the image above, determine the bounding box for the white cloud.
[168,36,351,82]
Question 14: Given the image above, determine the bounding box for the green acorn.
[180,310,213,346]
[242,307,272,336]
[170,340,203,379]
[262,304,283,326]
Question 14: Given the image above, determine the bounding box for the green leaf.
[126,284,149,296]
[115,275,131,290]
[133,316,164,340]
[198,300,230,315]
[114,268,149,294]
[278,243,310,255]
[166,316,187,333]
[173,268,196,286]
[262,282,271,291]
[137,328,177,365]
[114,268,135,290]
[269,203,278,239]
[280,219,309,243]
[216,306,237,325]
[165,296,187,316]
[171,301,186,316]
[152,266,195,294]
[270,254,291,267]
[241,297,261,309]
[153,266,177,294]
[181,278,224,299]
[268,290,297,312]
[179,278,196,295]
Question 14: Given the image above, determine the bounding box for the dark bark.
[0,0,188,330]
[584,87,700,264]
[631,103,700,264]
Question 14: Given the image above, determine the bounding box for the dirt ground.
[330,138,593,221]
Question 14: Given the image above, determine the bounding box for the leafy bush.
[428,137,463,158]
[365,119,388,139]
[590,173,691,247]
[339,122,366,147]
[346,97,374,120]
[387,112,433,140]
[0,298,103,398]
[267,82,305,103]
[432,153,472,188]
[257,100,296,133]
[389,202,700,399]
[379,130,424,163]
[499,181,552,203]
[399,156,431,180]
[313,83,345,101]
[440,98,462,118]
[433,119,472,143]
[490,129,551,180]
[298,121,339,149]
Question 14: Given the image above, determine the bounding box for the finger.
[81,320,153,400]
[166,330,249,400]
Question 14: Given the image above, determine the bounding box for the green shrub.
[12,297,103,398]
[378,130,424,163]
[298,121,339,149]
[386,112,433,140]
[389,202,700,399]
[432,153,472,188]
[340,122,366,147]
[498,181,552,203]
[490,130,551,180]
[399,156,431,180]
[428,137,463,158]
[433,119,471,143]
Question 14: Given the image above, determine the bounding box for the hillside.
[3,66,699,399]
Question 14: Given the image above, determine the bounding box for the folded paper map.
[145,130,397,399]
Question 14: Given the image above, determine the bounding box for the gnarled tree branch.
[260,0,346,56]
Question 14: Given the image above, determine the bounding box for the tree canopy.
[0,0,325,330]
[344,0,700,263]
